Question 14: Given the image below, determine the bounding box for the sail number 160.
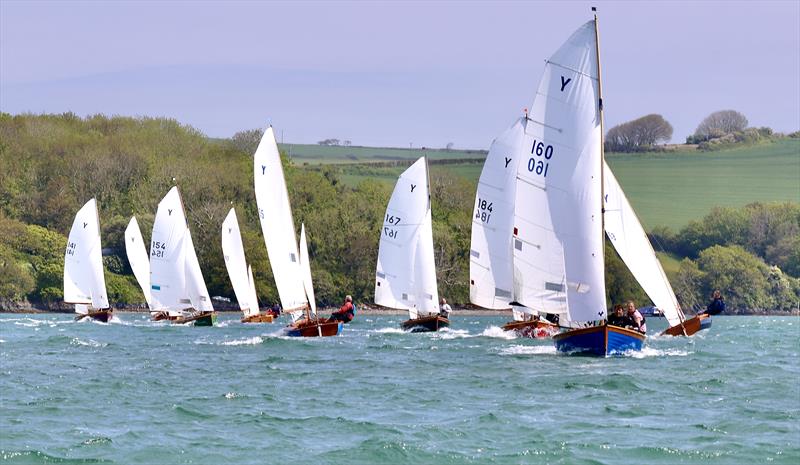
[527,140,554,177]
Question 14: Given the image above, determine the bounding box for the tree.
[605,114,673,152]
[694,110,748,139]
[231,128,264,155]
[446,142,454,150]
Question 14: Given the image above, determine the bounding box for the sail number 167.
[527,140,554,177]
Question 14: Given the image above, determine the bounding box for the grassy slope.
[280,143,486,164]
[312,139,800,231]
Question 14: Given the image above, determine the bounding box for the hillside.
[0,113,797,314]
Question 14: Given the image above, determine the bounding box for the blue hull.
[699,317,712,331]
[553,325,645,356]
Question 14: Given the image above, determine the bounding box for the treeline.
[0,113,797,314]
[0,113,474,308]
[651,203,800,313]
[605,109,797,153]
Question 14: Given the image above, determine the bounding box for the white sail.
[246,265,259,315]
[63,198,109,311]
[469,118,525,309]
[375,157,439,319]
[517,20,606,323]
[184,231,213,312]
[603,161,684,327]
[298,224,316,316]
[149,186,189,314]
[253,127,307,312]
[221,208,260,316]
[124,216,151,306]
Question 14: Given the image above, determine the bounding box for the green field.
[302,139,800,231]
[280,143,486,164]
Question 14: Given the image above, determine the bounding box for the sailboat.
[148,186,217,326]
[375,157,448,332]
[64,198,112,322]
[221,207,273,323]
[253,126,341,337]
[125,216,154,314]
[603,162,710,336]
[469,116,564,339]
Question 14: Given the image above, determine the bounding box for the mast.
[593,7,607,310]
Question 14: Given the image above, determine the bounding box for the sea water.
[0,314,798,464]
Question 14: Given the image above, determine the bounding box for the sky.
[1,0,798,149]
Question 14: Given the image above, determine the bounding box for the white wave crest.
[220,336,263,346]
[373,327,405,334]
[480,326,517,340]
[70,337,107,348]
[499,345,557,356]
[626,347,691,358]
[431,329,472,340]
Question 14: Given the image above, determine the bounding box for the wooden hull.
[151,312,180,322]
[175,311,217,326]
[241,313,274,324]
[285,319,343,337]
[661,314,712,337]
[501,320,559,339]
[75,310,112,323]
[553,325,645,356]
[400,315,450,332]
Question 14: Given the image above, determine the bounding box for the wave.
[220,336,264,346]
[70,337,107,348]
[626,347,691,358]
[431,328,472,340]
[372,327,405,334]
[499,345,557,356]
[480,326,517,340]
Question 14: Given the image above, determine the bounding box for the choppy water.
[1,314,798,464]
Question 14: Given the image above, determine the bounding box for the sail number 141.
[527,140,554,177]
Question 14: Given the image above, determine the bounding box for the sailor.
[268,302,282,317]
[626,300,647,333]
[701,289,726,316]
[328,295,355,323]
[607,304,634,328]
[439,298,452,318]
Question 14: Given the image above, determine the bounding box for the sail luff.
[299,224,316,316]
[594,12,607,283]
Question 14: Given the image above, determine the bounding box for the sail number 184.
[527,140,554,177]
[475,198,493,224]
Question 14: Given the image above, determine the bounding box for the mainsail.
[221,208,260,317]
[603,162,684,327]
[149,186,212,314]
[375,157,439,320]
[64,198,109,312]
[124,216,151,307]
[515,20,605,324]
[253,127,307,312]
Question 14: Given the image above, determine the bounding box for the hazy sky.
[1,0,798,148]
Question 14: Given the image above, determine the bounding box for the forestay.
[124,216,151,307]
[253,127,307,312]
[603,162,684,327]
[222,208,259,317]
[64,198,109,311]
[517,20,605,324]
[375,157,439,319]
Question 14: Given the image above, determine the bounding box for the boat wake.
[372,327,406,334]
[431,328,472,340]
[498,345,557,356]
[480,326,517,340]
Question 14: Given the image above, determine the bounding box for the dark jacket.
[608,314,635,328]
[706,297,725,315]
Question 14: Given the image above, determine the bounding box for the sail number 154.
[527,140,554,177]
